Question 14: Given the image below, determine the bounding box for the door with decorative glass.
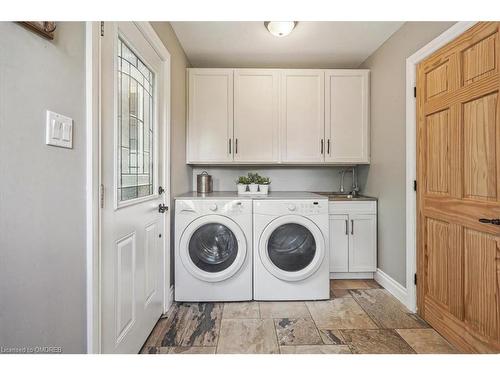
[100,22,167,354]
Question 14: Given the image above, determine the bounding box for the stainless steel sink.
[313,192,377,201]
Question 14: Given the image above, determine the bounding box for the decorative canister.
[196,171,213,193]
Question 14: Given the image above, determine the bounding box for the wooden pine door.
[417,22,500,353]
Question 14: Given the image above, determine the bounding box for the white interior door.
[101,22,166,354]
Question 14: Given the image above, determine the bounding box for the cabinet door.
[325,70,370,163]
[329,214,349,272]
[281,70,325,163]
[348,214,377,272]
[187,69,233,163]
[234,69,279,162]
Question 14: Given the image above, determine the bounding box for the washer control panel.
[176,199,252,216]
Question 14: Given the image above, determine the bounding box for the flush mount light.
[264,21,297,37]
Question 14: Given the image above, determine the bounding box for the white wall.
[0,22,86,353]
[359,21,455,287]
[191,166,367,193]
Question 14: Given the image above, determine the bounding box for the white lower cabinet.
[329,202,377,275]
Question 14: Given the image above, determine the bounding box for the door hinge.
[100,21,104,37]
[100,184,105,209]
[413,86,417,98]
[413,180,417,192]
[414,273,417,285]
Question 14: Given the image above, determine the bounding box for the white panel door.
[101,22,166,353]
[234,69,279,162]
[281,70,325,163]
[325,70,370,163]
[329,214,349,272]
[187,69,233,163]
[348,214,377,272]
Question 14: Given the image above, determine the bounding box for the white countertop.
[175,191,327,200]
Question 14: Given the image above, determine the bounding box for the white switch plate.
[46,110,73,149]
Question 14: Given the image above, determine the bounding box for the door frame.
[405,21,476,313]
[85,21,172,354]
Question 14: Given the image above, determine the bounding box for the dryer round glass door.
[259,215,325,282]
[179,215,247,282]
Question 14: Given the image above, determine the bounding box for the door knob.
[479,218,500,225]
[158,204,168,213]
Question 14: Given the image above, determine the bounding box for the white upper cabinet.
[186,68,370,165]
[234,69,279,163]
[280,70,325,163]
[187,69,233,163]
[325,70,370,163]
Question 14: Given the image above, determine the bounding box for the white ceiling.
[171,22,404,68]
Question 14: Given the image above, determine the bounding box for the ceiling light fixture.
[264,21,297,37]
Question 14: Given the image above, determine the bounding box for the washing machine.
[253,195,329,300]
[175,196,252,301]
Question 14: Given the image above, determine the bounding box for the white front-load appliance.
[175,198,252,301]
[253,198,329,300]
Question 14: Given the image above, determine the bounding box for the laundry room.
[2,2,499,371]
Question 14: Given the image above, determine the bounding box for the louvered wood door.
[417,22,500,353]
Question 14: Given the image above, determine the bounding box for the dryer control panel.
[253,199,328,216]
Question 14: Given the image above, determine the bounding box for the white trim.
[374,269,408,307]
[86,21,171,354]
[405,22,476,313]
[166,285,174,312]
[330,272,374,280]
[85,21,101,355]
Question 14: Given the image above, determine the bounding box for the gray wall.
[192,166,366,193]
[151,22,192,285]
[359,22,455,286]
[0,22,86,353]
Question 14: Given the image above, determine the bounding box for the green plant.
[236,176,250,184]
[247,172,260,184]
[259,177,271,185]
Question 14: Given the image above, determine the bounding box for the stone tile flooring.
[140,280,459,354]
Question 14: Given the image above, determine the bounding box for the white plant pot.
[259,184,269,194]
[248,183,259,193]
[237,184,248,194]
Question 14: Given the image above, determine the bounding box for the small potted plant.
[258,176,271,194]
[236,176,250,194]
[247,172,260,193]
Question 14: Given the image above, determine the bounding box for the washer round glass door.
[259,215,325,282]
[179,215,247,282]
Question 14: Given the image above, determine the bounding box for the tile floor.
[140,280,458,354]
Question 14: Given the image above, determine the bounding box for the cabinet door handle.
[320,139,324,154]
[327,139,331,154]
[345,219,348,235]
[228,139,232,154]
[351,219,354,235]
[235,138,238,154]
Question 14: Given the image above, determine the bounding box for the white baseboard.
[330,272,374,279]
[374,268,409,309]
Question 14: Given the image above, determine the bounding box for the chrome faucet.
[338,167,360,196]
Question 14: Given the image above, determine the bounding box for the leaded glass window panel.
[117,38,155,202]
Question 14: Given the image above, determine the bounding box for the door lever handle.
[158,204,168,213]
[479,218,500,225]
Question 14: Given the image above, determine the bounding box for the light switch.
[46,110,73,148]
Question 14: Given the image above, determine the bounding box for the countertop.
[175,191,327,200]
[313,192,378,201]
